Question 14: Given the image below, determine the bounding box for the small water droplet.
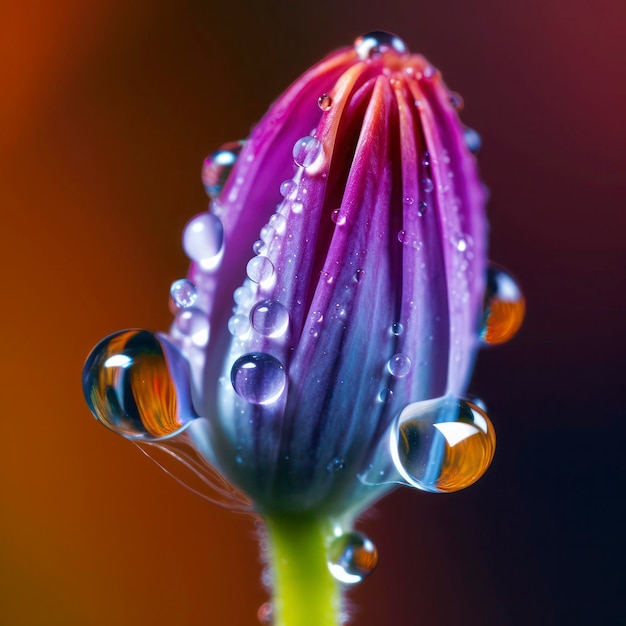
[331,209,346,225]
[250,299,289,337]
[269,213,287,234]
[253,239,265,255]
[449,92,464,110]
[169,279,197,309]
[387,353,411,378]
[246,256,274,284]
[392,397,496,492]
[175,308,210,347]
[390,322,404,336]
[417,201,427,217]
[354,31,407,60]
[397,230,408,243]
[82,330,196,439]
[257,602,272,624]
[481,265,525,345]
[291,200,304,214]
[456,236,468,252]
[464,128,482,154]
[378,388,394,403]
[201,140,244,198]
[293,136,323,169]
[327,531,378,584]
[233,286,253,308]
[183,212,224,269]
[280,179,298,198]
[326,457,346,472]
[228,313,251,338]
[318,93,333,111]
[353,269,365,283]
[404,196,414,206]
[231,353,286,405]
[421,178,434,193]
[422,151,431,167]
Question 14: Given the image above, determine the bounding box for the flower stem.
[264,513,341,626]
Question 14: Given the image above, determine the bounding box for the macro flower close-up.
[82,31,520,626]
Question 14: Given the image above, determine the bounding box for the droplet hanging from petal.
[481,264,525,345]
[327,531,378,584]
[201,140,245,198]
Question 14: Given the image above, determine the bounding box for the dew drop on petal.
[417,201,427,217]
[201,140,244,198]
[390,322,404,336]
[481,265,525,345]
[354,31,407,60]
[169,278,197,309]
[175,308,210,347]
[326,458,346,473]
[331,208,346,225]
[353,269,365,283]
[378,388,394,403]
[231,353,286,405]
[421,178,434,193]
[269,213,287,234]
[280,179,298,198]
[449,92,464,110]
[387,353,411,378]
[422,151,431,167]
[253,239,265,255]
[250,299,289,337]
[392,397,496,493]
[464,127,482,154]
[327,531,378,584]
[246,256,274,284]
[183,212,224,268]
[82,330,196,439]
[318,93,333,111]
[233,286,254,308]
[293,136,323,169]
[397,230,408,244]
[228,313,251,338]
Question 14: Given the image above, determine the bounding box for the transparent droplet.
[169,279,197,309]
[269,213,287,234]
[183,212,224,268]
[421,178,434,193]
[387,353,411,378]
[250,299,289,337]
[201,141,244,198]
[354,31,407,60]
[481,265,525,345]
[404,196,414,206]
[422,151,431,167]
[253,239,265,255]
[391,397,496,493]
[417,201,427,217]
[327,531,378,584]
[331,209,346,225]
[397,230,408,243]
[228,313,251,338]
[231,353,286,405]
[233,286,254,308]
[293,136,323,169]
[353,269,365,283]
[257,602,272,624]
[175,308,210,347]
[246,256,274,284]
[464,128,482,154]
[280,179,298,198]
[378,388,394,403]
[291,200,304,214]
[449,92,464,110]
[318,94,333,111]
[326,458,346,472]
[390,322,404,336]
[82,330,196,439]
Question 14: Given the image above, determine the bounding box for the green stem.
[264,513,341,626]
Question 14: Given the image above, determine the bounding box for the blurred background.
[1,1,625,624]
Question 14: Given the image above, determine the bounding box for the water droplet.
[280,179,298,198]
[175,308,210,347]
[481,265,525,345]
[231,353,286,405]
[331,209,346,225]
[257,602,272,624]
[183,212,224,269]
[293,136,323,169]
[378,388,394,403]
[201,140,244,198]
[318,93,333,111]
[422,151,431,167]
[421,178,434,193]
[291,200,304,214]
[269,213,287,234]
[353,268,365,283]
[390,322,404,336]
[246,256,274,284]
[353,31,407,60]
[387,353,411,378]
[449,92,464,110]
[250,299,289,337]
[404,196,414,206]
[456,236,468,252]
[397,230,408,243]
[464,128,482,154]
[169,278,197,309]
[417,201,427,217]
[228,313,251,338]
[327,531,378,584]
[326,458,346,472]
[253,239,265,255]
[233,286,254,308]
[392,397,496,492]
[82,330,196,439]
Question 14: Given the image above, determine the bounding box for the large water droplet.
[293,136,323,169]
[201,141,244,198]
[183,212,224,269]
[83,330,196,439]
[391,397,496,493]
[174,308,210,347]
[246,256,274,284]
[353,31,407,60]
[481,265,525,345]
[250,299,289,337]
[231,353,286,405]
[318,94,333,111]
[327,531,378,584]
[464,128,482,154]
[169,278,197,309]
[387,353,411,378]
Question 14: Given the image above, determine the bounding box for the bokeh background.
[2,1,625,624]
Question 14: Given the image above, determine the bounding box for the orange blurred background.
[2,1,625,624]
